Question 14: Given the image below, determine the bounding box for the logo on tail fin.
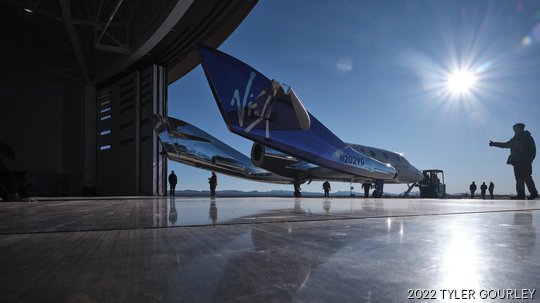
[230,71,256,127]
[229,71,274,138]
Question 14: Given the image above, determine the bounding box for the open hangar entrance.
[0,0,257,196]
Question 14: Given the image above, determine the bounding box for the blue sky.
[168,0,540,195]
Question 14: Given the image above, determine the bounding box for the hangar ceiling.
[0,0,257,85]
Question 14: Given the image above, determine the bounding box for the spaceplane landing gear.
[371,179,384,198]
[293,178,302,197]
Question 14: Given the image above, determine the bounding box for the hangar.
[0,0,257,196]
[1,2,539,302]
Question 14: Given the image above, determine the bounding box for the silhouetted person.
[469,181,477,199]
[489,182,495,199]
[209,171,217,197]
[0,142,23,202]
[431,173,439,186]
[168,170,177,196]
[322,180,331,197]
[490,123,538,200]
[480,182,487,199]
[362,183,371,198]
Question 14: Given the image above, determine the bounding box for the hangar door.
[96,65,167,196]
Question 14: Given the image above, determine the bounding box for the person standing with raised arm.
[489,123,538,200]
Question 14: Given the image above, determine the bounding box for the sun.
[446,70,477,94]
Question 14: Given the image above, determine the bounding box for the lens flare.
[446,70,477,94]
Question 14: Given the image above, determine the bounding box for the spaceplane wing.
[152,115,291,184]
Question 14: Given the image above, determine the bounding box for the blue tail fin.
[197,45,310,137]
[197,45,398,181]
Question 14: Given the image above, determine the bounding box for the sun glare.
[446,70,477,94]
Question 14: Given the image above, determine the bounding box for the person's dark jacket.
[480,184,487,192]
[209,175,217,186]
[168,173,177,185]
[491,131,536,166]
[323,182,330,191]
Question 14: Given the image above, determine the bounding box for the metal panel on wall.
[96,65,166,196]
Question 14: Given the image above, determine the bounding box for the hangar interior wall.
[0,58,85,196]
[96,65,167,196]
[0,59,167,197]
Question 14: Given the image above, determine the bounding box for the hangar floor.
[1,197,539,302]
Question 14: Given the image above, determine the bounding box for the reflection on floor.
[1,197,539,302]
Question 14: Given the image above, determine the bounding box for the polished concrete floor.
[1,197,539,302]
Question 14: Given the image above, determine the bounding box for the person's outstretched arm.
[489,140,511,148]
